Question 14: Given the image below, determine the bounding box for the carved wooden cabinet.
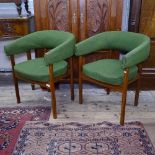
[0,16,34,39]
[33,0,123,79]
[34,0,122,38]
[129,0,155,90]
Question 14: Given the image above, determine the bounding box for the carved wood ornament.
[48,0,70,31]
[87,0,108,37]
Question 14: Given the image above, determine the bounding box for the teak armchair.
[75,31,150,125]
[4,30,75,119]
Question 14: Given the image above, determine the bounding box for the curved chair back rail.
[75,31,150,68]
[4,30,76,65]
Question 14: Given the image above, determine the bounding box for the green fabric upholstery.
[75,31,150,68]
[4,30,75,83]
[4,30,75,65]
[14,58,67,82]
[83,59,138,85]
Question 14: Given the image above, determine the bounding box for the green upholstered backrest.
[75,31,150,68]
[4,30,76,65]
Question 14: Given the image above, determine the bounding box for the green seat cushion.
[14,58,68,82]
[83,59,138,85]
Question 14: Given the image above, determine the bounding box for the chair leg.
[31,84,35,90]
[70,57,74,101]
[134,77,141,106]
[49,65,57,119]
[10,55,20,103]
[79,74,83,104]
[120,69,129,125]
[120,90,127,125]
[13,76,21,103]
[49,81,57,119]
[79,56,83,104]
[106,88,110,95]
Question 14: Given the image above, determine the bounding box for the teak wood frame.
[78,55,142,125]
[10,52,74,119]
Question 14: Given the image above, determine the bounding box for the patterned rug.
[0,106,51,155]
[13,121,155,155]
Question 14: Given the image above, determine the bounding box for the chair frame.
[10,51,74,119]
[78,55,142,125]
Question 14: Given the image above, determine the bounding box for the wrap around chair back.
[5,30,75,65]
[4,30,76,119]
[76,31,150,68]
[76,31,150,125]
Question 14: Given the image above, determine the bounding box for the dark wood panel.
[33,0,78,38]
[33,0,122,41]
[142,41,155,69]
[139,0,155,79]
[48,0,71,31]
[139,0,155,39]
[79,0,122,40]
[33,0,49,30]
[129,0,155,90]
[86,0,109,37]
[128,0,142,32]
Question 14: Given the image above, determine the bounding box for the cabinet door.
[139,0,155,39]
[79,0,122,40]
[128,0,142,32]
[34,0,122,41]
[140,0,155,69]
[33,0,78,38]
[129,0,155,90]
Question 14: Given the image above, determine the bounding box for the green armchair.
[4,30,76,119]
[75,31,150,125]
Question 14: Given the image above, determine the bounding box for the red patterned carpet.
[0,106,51,155]
[12,121,155,155]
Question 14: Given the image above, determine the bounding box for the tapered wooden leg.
[120,69,129,125]
[13,77,21,103]
[10,55,20,103]
[79,56,83,104]
[134,76,141,106]
[31,84,35,90]
[50,82,57,119]
[55,83,60,89]
[79,74,83,104]
[26,52,35,91]
[106,88,110,95]
[49,65,57,119]
[120,89,127,125]
[70,58,74,100]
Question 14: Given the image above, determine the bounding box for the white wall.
[0,1,34,16]
[122,0,130,31]
[0,1,34,71]
[0,40,32,71]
